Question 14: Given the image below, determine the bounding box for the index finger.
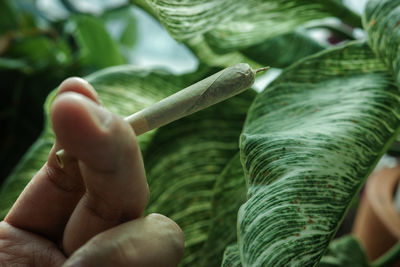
[51,91,149,255]
[4,77,100,241]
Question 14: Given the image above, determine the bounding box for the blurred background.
[0,0,367,182]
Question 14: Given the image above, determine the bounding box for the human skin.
[0,77,184,266]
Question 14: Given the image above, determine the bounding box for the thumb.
[63,214,184,267]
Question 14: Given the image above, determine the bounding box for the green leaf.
[0,58,29,71]
[186,38,262,69]
[241,29,326,68]
[238,41,400,266]
[143,90,255,266]
[363,0,400,87]
[147,0,360,52]
[120,14,137,48]
[0,0,19,33]
[320,236,370,267]
[198,153,247,267]
[143,88,255,266]
[103,7,137,48]
[0,65,212,219]
[73,15,125,69]
[222,244,243,267]
[6,36,71,71]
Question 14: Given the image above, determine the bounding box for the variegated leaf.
[242,29,326,68]
[319,235,370,267]
[363,0,400,87]
[146,0,360,52]
[198,153,247,267]
[222,244,243,267]
[143,91,255,266]
[238,41,400,266]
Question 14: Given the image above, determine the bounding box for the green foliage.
[197,153,247,267]
[363,0,400,87]
[3,0,400,266]
[238,41,400,265]
[143,91,254,265]
[147,0,359,51]
[222,244,243,267]
[0,0,136,180]
[320,236,370,267]
[73,15,125,69]
[0,0,19,33]
[242,30,326,68]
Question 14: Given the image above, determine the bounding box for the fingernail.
[58,77,100,104]
[79,78,99,97]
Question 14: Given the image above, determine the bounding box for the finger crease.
[45,164,83,193]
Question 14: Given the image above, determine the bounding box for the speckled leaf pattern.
[143,91,255,266]
[363,0,400,87]
[198,153,247,267]
[0,66,212,218]
[238,42,400,266]
[319,235,369,267]
[147,0,360,52]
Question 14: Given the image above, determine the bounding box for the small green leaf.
[73,15,125,69]
[103,7,137,48]
[320,235,370,267]
[120,14,137,48]
[239,41,400,266]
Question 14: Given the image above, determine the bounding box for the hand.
[0,78,184,266]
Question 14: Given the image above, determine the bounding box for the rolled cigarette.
[56,63,269,168]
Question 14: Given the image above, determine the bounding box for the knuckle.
[44,163,83,193]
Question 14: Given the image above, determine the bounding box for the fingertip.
[146,213,184,244]
[51,92,112,159]
[51,91,139,174]
[145,213,185,263]
[58,77,100,104]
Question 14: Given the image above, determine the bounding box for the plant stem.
[372,242,400,267]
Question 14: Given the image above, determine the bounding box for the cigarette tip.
[255,66,270,74]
